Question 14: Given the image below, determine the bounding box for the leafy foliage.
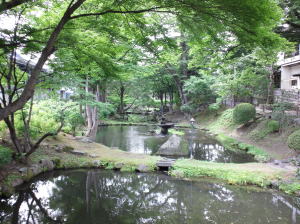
[0,146,13,166]
[266,120,280,132]
[288,130,300,151]
[208,103,221,116]
[183,76,216,107]
[249,120,280,141]
[233,103,256,124]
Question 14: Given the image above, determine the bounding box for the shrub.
[208,103,220,115]
[233,103,256,124]
[288,130,300,151]
[0,146,13,166]
[180,104,195,114]
[266,120,279,132]
[65,111,85,136]
[272,102,294,111]
[249,120,280,141]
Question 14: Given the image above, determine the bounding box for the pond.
[95,126,255,163]
[0,170,299,224]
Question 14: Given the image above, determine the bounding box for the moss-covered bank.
[1,134,299,197]
[215,134,270,162]
[171,159,298,189]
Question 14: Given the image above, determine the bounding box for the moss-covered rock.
[288,130,300,151]
[233,103,256,124]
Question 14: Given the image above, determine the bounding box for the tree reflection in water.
[0,170,299,224]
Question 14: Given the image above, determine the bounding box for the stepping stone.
[71,150,87,156]
[156,158,176,170]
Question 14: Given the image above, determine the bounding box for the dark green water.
[0,170,299,224]
[95,126,255,163]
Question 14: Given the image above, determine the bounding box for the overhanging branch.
[70,7,175,20]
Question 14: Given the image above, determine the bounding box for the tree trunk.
[85,79,99,138]
[0,0,86,121]
[169,91,173,113]
[119,83,125,115]
[159,93,164,114]
[173,75,188,105]
[4,116,23,154]
[171,38,189,106]
[99,81,107,103]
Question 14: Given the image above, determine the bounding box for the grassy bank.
[171,159,288,187]
[216,134,270,162]
[1,134,299,196]
[196,108,297,160]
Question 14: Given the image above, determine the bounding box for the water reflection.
[96,126,255,163]
[1,170,299,224]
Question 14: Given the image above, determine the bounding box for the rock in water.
[157,134,189,156]
[136,164,151,172]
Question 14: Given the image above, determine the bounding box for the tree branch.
[0,0,86,121]
[26,120,64,157]
[70,7,173,20]
[0,0,31,12]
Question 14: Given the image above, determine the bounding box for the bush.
[249,120,280,141]
[208,103,220,115]
[214,109,235,128]
[288,130,300,151]
[233,103,256,124]
[0,146,13,166]
[272,102,294,111]
[266,120,279,132]
[180,104,195,114]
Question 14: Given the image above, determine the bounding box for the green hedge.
[266,120,280,132]
[233,103,256,124]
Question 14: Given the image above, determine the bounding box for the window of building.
[291,79,298,87]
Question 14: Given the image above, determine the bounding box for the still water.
[96,126,255,163]
[0,170,299,224]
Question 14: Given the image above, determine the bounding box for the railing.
[278,55,300,66]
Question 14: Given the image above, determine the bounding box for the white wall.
[281,64,300,90]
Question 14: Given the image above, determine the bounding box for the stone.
[281,159,290,164]
[156,159,175,168]
[156,134,189,156]
[89,154,98,158]
[114,163,124,169]
[55,145,63,152]
[71,150,87,156]
[273,160,281,165]
[30,164,42,175]
[18,167,28,174]
[39,159,54,170]
[80,138,93,143]
[270,180,280,189]
[93,160,102,167]
[294,118,300,126]
[136,164,151,172]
